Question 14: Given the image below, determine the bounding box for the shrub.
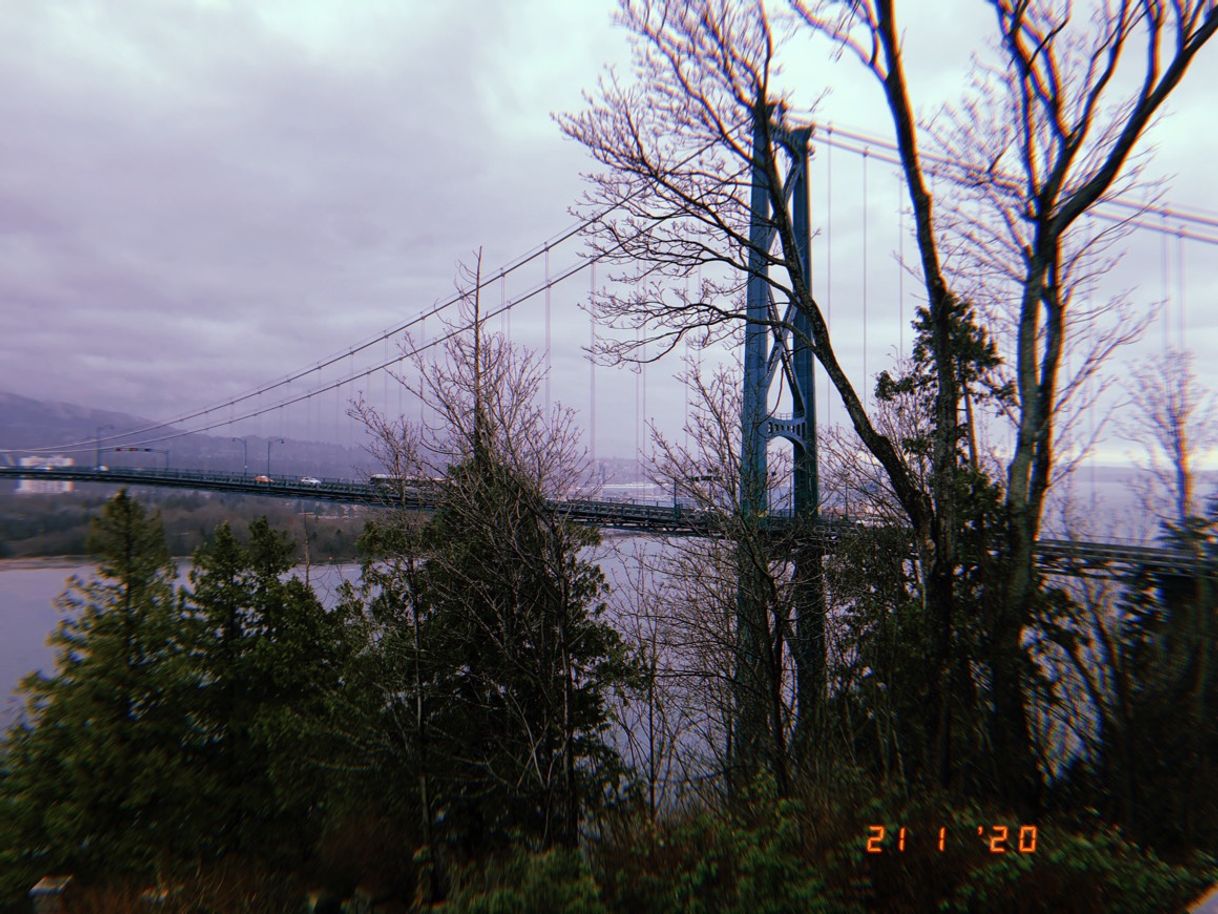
[445,848,606,914]
[940,827,1218,914]
[592,785,838,914]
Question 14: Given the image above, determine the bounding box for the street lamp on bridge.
[266,437,285,476]
[232,437,248,476]
[95,424,114,468]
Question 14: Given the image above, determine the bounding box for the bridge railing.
[0,466,1212,577]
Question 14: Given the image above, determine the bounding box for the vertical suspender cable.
[683,274,690,454]
[826,124,833,428]
[419,316,426,429]
[642,336,648,464]
[638,326,647,475]
[1161,213,1169,353]
[898,174,905,359]
[1086,215,1096,506]
[590,261,597,470]
[862,147,870,414]
[1177,227,1186,350]
[545,245,552,419]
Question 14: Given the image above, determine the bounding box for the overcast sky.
[2,1,1216,466]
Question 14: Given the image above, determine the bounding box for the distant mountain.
[0,391,155,453]
[0,391,663,488]
[0,390,377,480]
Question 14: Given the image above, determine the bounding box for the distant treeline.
[0,488,367,562]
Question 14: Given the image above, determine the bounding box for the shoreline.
[0,556,356,571]
[0,556,95,571]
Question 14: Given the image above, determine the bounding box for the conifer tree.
[0,490,193,898]
[182,517,345,866]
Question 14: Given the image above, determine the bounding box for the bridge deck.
[0,466,1208,578]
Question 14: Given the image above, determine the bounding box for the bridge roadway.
[1,465,1209,579]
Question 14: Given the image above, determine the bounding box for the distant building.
[16,456,75,495]
[598,481,666,504]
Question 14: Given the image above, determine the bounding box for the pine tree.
[421,457,633,853]
[0,490,194,900]
[182,516,345,866]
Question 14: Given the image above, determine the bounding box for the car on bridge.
[254,474,272,483]
[300,476,322,486]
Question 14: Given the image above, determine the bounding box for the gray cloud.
[1,1,1214,464]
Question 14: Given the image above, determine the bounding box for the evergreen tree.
[0,490,194,901]
[421,456,633,853]
[341,254,639,863]
[182,517,346,866]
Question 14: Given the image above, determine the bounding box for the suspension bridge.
[4,118,1217,580]
[0,464,1208,578]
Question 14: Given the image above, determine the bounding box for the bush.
[445,849,606,914]
[813,788,1218,913]
[592,785,837,914]
[940,827,1217,914]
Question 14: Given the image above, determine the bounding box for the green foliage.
[1048,508,1218,854]
[0,494,346,908]
[0,491,188,899]
[939,827,1216,914]
[803,786,1218,914]
[446,849,607,914]
[180,516,348,865]
[595,783,834,914]
[336,455,638,864]
[422,459,634,851]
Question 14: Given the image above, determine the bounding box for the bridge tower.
[736,105,821,776]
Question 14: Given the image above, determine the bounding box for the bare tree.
[562,0,1218,802]
[605,541,701,816]
[1118,347,1218,732]
[615,357,806,793]
[796,0,1218,801]
[1121,348,1218,527]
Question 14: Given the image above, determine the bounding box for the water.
[0,563,83,728]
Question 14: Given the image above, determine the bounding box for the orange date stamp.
[865,824,1038,854]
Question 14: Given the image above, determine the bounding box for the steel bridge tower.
[736,106,821,776]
